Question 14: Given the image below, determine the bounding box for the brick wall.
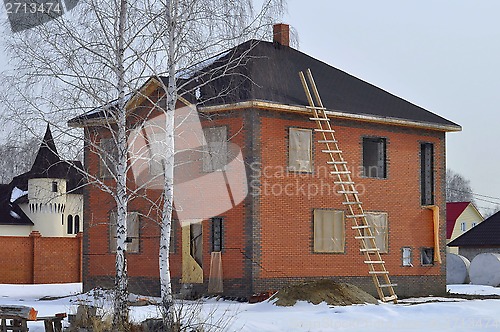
[0,231,82,284]
[82,100,448,299]
[252,110,447,296]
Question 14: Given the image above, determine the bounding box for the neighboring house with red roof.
[446,202,483,254]
[448,210,500,261]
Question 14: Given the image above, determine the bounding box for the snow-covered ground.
[1,283,500,331]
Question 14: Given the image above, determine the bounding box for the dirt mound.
[270,280,378,306]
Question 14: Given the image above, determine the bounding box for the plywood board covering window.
[364,212,388,253]
[100,138,118,179]
[288,128,312,172]
[109,211,140,253]
[313,209,344,253]
[203,127,227,172]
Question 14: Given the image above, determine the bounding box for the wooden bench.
[0,306,66,332]
[36,313,67,332]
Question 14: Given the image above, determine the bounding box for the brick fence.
[0,231,83,284]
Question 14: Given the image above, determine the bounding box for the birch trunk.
[159,0,177,326]
[113,0,130,328]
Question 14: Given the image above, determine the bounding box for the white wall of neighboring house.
[0,224,32,236]
[447,204,483,254]
[12,178,84,237]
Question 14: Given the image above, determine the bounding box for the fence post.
[76,232,83,282]
[29,231,41,284]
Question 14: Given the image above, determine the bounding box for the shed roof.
[448,210,500,247]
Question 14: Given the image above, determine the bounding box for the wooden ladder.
[299,69,398,303]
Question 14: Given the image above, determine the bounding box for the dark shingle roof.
[0,184,33,226]
[448,210,500,247]
[193,40,460,129]
[69,40,460,130]
[10,125,85,194]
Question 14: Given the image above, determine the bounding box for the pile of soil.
[270,280,378,306]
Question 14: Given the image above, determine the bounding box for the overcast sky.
[284,1,500,213]
[1,1,499,212]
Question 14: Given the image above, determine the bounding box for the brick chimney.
[273,23,289,47]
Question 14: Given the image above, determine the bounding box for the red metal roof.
[446,202,470,239]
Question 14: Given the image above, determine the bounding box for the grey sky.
[285,1,500,212]
[1,1,499,211]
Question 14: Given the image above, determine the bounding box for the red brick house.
[69,24,461,299]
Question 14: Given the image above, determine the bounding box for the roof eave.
[199,100,462,132]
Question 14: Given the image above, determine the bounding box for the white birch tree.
[1,0,285,328]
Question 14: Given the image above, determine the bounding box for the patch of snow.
[176,51,230,79]
[447,284,500,296]
[195,87,201,100]
[3,284,500,332]
[9,210,21,219]
[10,186,28,203]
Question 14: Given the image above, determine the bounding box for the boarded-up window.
[364,212,388,253]
[190,222,203,266]
[203,127,227,172]
[313,209,344,253]
[109,211,140,253]
[363,137,386,178]
[100,138,118,179]
[420,143,434,205]
[288,128,312,172]
[402,247,412,267]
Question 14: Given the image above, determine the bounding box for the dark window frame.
[52,181,58,193]
[421,247,434,266]
[362,137,387,179]
[67,215,73,234]
[420,142,434,205]
[211,217,224,252]
[74,215,80,233]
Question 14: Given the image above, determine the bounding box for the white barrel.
[470,253,500,286]
[446,253,470,284]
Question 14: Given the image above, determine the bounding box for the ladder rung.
[355,236,375,240]
[330,170,350,174]
[352,225,371,229]
[318,140,338,143]
[364,260,385,264]
[334,181,354,185]
[338,191,358,194]
[306,105,327,110]
[327,161,347,165]
[369,271,389,274]
[360,248,379,252]
[382,295,398,302]
[323,150,342,154]
[309,117,329,121]
[347,215,366,218]
[315,129,335,133]
[342,201,361,205]
[379,284,398,288]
